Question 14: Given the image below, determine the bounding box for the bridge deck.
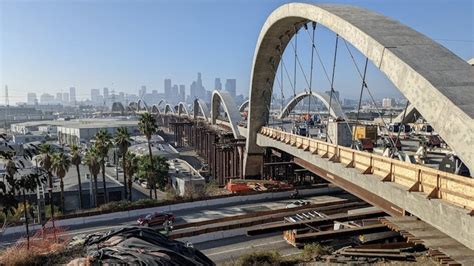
[257,127,474,250]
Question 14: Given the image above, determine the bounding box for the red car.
[137,212,175,227]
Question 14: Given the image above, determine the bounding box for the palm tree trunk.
[93,174,99,207]
[47,171,56,233]
[122,155,128,201]
[147,139,154,199]
[101,164,108,203]
[59,177,65,213]
[147,139,154,167]
[128,175,133,201]
[154,186,157,199]
[76,165,83,209]
[22,190,30,250]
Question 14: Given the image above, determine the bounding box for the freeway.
[196,234,301,265]
[0,193,348,248]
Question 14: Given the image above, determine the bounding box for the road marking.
[206,240,285,256]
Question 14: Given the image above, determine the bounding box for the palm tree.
[38,144,56,226]
[70,145,83,209]
[138,155,169,199]
[84,147,101,207]
[114,127,132,200]
[51,152,71,213]
[125,151,138,201]
[94,129,112,203]
[138,113,158,196]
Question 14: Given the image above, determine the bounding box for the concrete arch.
[178,102,189,116]
[128,101,138,111]
[164,103,175,115]
[137,99,149,111]
[151,104,161,114]
[278,91,347,120]
[111,102,125,113]
[193,98,210,121]
[245,3,474,176]
[239,100,249,112]
[211,90,242,139]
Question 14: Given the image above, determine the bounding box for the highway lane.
[0,194,347,248]
[197,234,301,265]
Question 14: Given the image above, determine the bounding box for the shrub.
[302,243,332,260]
[237,250,282,266]
[165,185,181,201]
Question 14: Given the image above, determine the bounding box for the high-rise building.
[382,98,395,108]
[103,87,109,101]
[62,93,69,104]
[56,93,63,103]
[40,93,55,104]
[139,86,146,99]
[215,78,222,91]
[190,73,206,100]
[179,85,185,102]
[164,79,172,99]
[225,79,237,99]
[69,87,76,105]
[27,93,37,105]
[91,89,100,104]
[325,90,340,103]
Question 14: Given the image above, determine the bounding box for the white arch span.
[164,103,175,115]
[278,91,347,120]
[193,99,210,121]
[244,3,474,177]
[239,100,249,112]
[211,90,242,139]
[178,102,189,116]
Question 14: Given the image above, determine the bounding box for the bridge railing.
[260,127,474,211]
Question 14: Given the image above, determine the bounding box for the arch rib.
[193,98,210,121]
[164,103,175,115]
[239,100,249,112]
[278,91,347,120]
[178,102,189,116]
[245,3,474,177]
[211,90,242,139]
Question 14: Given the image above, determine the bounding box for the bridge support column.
[243,153,264,179]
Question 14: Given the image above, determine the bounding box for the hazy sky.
[1,0,473,103]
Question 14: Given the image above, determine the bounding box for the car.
[137,212,175,227]
[286,200,310,209]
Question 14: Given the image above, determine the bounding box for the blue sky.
[1,0,473,103]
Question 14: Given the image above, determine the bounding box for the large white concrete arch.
[178,102,189,116]
[193,99,210,121]
[137,99,149,111]
[164,103,175,115]
[211,90,242,139]
[278,91,347,120]
[111,102,125,113]
[151,104,161,114]
[239,100,249,112]
[128,101,138,111]
[244,3,474,176]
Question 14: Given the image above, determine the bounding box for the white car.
[286,200,310,209]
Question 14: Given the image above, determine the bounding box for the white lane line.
[206,240,285,256]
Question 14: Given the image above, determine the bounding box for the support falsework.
[257,127,474,250]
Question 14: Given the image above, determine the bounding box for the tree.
[51,152,71,213]
[137,155,169,198]
[114,127,131,200]
[0,138,47,249]
[37,143,56,227]
[70,145,83,209]
[94,129,112,203]
[124,151,138,201]
[84,147,101,207]
[138,113,158,196]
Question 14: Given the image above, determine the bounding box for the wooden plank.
[295,224,389,243]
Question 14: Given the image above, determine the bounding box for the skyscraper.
[103,87,109,102]
[91,89,100,104]
[215,78,222,91]
[56,93,63,103]
[69,87,76,105]
[27,93,37,105]
[40,93,55,104]
[164,79,172,99]
[179,85,185,102]
[62,93,69,104]
[225,79,236,99]
[139,86,146,99]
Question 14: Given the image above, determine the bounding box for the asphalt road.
[0,194,344,248]
[196,234,301,265]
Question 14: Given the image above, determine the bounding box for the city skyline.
[1,0,472,103]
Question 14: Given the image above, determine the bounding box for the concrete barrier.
[2,187,337,237]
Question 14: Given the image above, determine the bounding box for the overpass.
[125,3,473,249]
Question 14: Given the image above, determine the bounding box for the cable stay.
[325,34,339,143]
[307,22,317,137]
[351,57,369,150]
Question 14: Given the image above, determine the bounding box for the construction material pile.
[70,227,214,265]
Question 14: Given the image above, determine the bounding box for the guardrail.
[260,127,474,211]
